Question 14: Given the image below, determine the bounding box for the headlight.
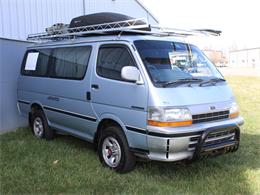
[148,107,192,127]
[229,102,239,118]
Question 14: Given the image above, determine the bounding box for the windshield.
[134,40,223,87]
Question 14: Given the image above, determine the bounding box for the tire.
[31,109,54,140]
[98,126,136,173]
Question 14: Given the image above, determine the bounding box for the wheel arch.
[29,102,45,126]
[94,114,129,146]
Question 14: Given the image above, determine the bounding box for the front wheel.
[98,126,136,173]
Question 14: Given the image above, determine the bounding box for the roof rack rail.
[27,18,221,42]
[27,18,150,41]
[151,26,222,37]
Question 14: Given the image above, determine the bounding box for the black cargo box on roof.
[69,12,150,31]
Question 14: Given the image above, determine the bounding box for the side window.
[97,46,136,81]
[22,49,51,76]
[49,46,91,79]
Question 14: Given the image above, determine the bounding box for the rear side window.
[97,46,136,81]
[22,49,51,76]
[21,46,92,80]
[49,47,91,79]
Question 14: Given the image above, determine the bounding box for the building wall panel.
[0,0,84,40]
[0,38,29,132]
[0,0,158,40]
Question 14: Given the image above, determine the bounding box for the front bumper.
[146,116,244,161]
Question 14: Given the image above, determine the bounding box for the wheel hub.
[108,148,113,156]
[33,117,44,137]
[102,137,121,168]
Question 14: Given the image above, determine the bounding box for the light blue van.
[18,29,244,172]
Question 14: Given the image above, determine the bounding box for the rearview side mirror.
[121,66,144,85]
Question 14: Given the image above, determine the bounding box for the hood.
[148,84,234,107]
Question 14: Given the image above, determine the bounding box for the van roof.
[28,34,186,49]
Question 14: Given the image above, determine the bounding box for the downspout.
[82,0,86,15]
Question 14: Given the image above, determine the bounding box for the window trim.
[96,44,138,83]
[21,46,92,81]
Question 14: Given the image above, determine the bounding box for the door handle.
[91,84,99,90]
[47,96,59,101]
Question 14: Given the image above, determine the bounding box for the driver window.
[97,46,136,81]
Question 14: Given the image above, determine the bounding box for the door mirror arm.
[136,76,144,85]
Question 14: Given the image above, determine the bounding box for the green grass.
[1,76,260,195]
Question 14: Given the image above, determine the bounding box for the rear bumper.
[146,116,244,162]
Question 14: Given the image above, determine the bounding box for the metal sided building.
[0,0,159,132]
[0,0,159,40]
[229,47,260,68]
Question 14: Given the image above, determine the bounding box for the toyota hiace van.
[18,14,244,172]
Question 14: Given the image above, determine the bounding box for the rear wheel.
[98,126,136,173]
[31,109,54,140]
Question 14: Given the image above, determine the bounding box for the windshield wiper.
[199,78,226,87]
[162,78,203,88]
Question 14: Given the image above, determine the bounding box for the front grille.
[192,110,229,124]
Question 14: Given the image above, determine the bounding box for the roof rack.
[27,18,150,41]
[27,18,221,42]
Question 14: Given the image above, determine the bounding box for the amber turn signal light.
[147,120,192,127]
